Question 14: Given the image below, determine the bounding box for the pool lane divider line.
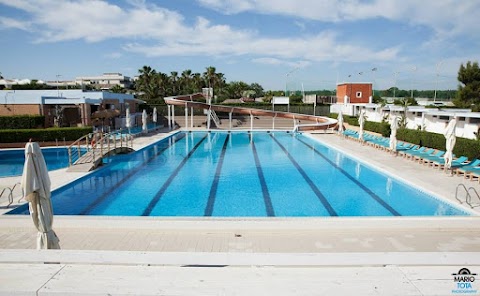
[270,134,337,217]
[142,134,208,216]
[79,133,187,215]
[251,139,275,217]
[295,136,401,216]
[204,134,230,216]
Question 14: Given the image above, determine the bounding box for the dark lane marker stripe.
[296,137,401,216]
[142,134,208,216]
[204,134,230,216]
[81,133,186,215]
[251,139,275,217]
[270,134,337,216]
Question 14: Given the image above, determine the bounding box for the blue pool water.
[0,147,71,177]
[7,131,470,217]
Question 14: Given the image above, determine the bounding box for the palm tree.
[170,71,179,95]
[137,66,158,102]
[203,67,226,103]
[180,69,193,94]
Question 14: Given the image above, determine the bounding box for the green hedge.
[0,127,92,143]
[396,128,480,160]
[0,115,45,129]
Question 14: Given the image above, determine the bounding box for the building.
[336,83,373,104]
[0,89,143,129]
[75,73,133,90]
[332,101,480,140]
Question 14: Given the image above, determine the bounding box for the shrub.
[0,127,92,143]
[0,115,45,129]
[396,128,480,160]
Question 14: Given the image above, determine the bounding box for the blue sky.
[0,0,479,92]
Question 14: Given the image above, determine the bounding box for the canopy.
[153,107,157,123]
[125,107,131,129]
[21,142,60,249]
[358,110,366,141]
[91,109,120,119]
[337,110,344,135]
[443,117,457,170]
[389,116,398,151]
[142,109,148,133]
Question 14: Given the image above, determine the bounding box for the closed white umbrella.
[337,110,344,135]
[142,109,148,133]
[389,116,398,151]
[21,142,60,249]
[443,117,457,170]
[358,110,366,141]
[153,107,157,123]
[125,107,131,129]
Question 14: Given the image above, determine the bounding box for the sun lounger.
[412,148,436,162]
[431,155,469,169]
[455,159,480,179]
[401,146,427,159]
[418,150,445,165]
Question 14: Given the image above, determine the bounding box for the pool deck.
[1,128,480,295]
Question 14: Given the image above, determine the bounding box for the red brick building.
[336,83,373,104]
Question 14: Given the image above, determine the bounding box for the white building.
[75,73,133,89]
[332,103,480,140]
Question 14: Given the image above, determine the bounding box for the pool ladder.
[455,184,480,208]
[0,183,20,208]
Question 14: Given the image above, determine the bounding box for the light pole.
[410,66,417,99]
[56,74,62,97]
[433,61,443,103]
[393,71,400,100]
[371,68,377,100]
[285,67,300,97]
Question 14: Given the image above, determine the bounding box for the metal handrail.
[0,182,19,207]
[67,130,133,166]
[455,183,480,208]
[467,187,480,208]
[455,184,470,204]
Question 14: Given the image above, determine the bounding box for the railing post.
[68,147,72,166]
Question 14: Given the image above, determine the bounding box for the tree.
[170,71,179,95]
[136,66,159,102]
[110,85,126,93]
[455,61,480,110]
[203,66,226,103]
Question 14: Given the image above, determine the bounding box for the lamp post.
[433,61,443,103]
[410,66,417,99]
[56,74,61,97]
[371,68,377,100]
[393,71,400,100]
[285,67,300,97]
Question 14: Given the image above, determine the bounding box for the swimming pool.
[0,147,71,177]
[7,131,470,216]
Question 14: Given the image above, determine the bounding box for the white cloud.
[196,0,480,39]
[104,52,123,59]
[0,0,399,64]
[252,57,310,68]
[0,16,31,30]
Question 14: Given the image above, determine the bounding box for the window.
[356,91,362,98]
[458,117,465,121]
[439,115,449,120]
[417,112,422,117]
[470,117,480,124]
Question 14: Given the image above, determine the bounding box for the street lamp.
[433,61,443,103]
[410,66,417,99]
[56,74,62,97]
[371,68,377,102]
[285,67,300,97]
[393,71,400,100]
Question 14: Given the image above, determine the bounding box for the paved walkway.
[1,128,480,295]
